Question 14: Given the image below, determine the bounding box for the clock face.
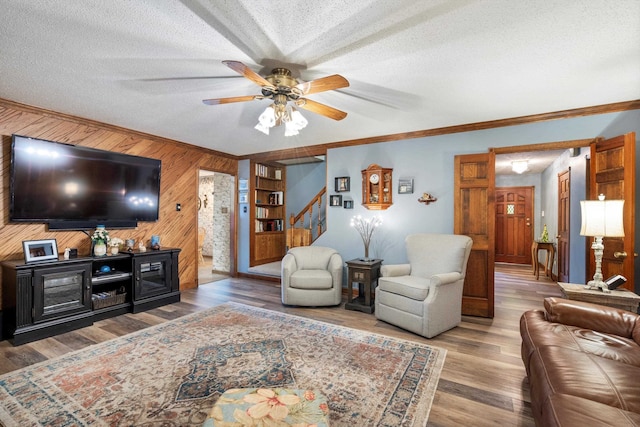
[369,173,380,184]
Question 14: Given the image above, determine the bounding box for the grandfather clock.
[361,164,393,210]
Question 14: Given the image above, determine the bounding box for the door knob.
[614,251,627,259]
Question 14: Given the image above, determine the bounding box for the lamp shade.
[579,198,625,237]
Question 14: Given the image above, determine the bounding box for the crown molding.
[2,97,637,163]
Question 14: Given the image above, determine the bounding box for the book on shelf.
[256,206,272,218]
[255,163,282,180]
[255,219,283,232]
[268,191,284,205]
[255,163,267,177]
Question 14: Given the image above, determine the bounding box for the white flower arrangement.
[350,215,382,260]
[91,227,110,245]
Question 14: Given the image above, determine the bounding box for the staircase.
[287,187,327,249]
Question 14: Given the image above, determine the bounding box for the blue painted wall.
[237,159,250,273]
[286,161,326,219]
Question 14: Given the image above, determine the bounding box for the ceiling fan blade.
[222,60,271,87]
[295,74,349,95]
[202,95,259,105]
[296,98,347,121]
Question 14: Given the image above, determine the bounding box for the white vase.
[94,243,107,257]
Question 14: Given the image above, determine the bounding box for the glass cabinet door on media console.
[133,252,173,300]
[33,263,92,323]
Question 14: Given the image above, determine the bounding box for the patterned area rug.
[0,302,446,426]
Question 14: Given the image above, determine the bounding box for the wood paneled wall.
[0,100,237,307]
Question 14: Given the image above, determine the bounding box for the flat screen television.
[10,134,161,230]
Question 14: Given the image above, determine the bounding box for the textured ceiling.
[1,1,639,157]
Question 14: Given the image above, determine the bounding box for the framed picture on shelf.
[398,178,414,194]
[335,176,350,192]
[330,195,343,206]
[343,200,354,209]
[23,239,58,263]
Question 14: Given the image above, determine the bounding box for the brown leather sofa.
[520,297,640,426]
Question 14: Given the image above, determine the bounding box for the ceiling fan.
[203,61,349,135]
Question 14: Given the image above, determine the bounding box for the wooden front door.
[557,170,570,283]
[454,152,495,318]
[495,187,533,264]
[588,133,636,290]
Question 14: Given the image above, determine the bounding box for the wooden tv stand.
[1,248,180,345]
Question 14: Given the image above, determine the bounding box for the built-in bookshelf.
[250,161,286,266]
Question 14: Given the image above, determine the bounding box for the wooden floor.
[198,255,231,284]
[0,263,562,426]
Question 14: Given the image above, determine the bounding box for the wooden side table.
[345,259,382,314]
[531,241,555,280]
[557,282,640,313]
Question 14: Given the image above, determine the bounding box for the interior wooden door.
[495,187,533,264]
[588,133,636,290]
[454,152,495,318]
[557,170,570,283]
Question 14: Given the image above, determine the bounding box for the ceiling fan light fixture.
[208,61,349,135]
[284,120,299,136]
[257,105,276,127]
[254,103,308,136]
[254,121,270,135]
[290,108,308,130]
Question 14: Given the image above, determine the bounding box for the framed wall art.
[343,200,354,209]
[330,195,343,206]
[23,239,58,263]
[335,177,350,192]
[398,178,414,194]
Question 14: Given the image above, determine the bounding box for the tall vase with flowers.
[91,225,110,256]
[350,215,382,261]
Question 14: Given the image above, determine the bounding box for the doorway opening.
[494,143,590,284]
[198,170,234,285]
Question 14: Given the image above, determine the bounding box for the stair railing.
[288,187,327,245]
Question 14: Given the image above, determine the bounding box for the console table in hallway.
[531,241,555,280]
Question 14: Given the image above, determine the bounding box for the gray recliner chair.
[281,246,343,306]
[375,233,473,338]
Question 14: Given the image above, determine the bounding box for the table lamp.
[579,194,624,293]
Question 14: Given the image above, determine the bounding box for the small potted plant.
[109,237,124,255]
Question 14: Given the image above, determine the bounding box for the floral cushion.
[204,388,330,427]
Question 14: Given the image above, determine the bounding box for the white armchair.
[281,246,343,307]
[375,233,473,338]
